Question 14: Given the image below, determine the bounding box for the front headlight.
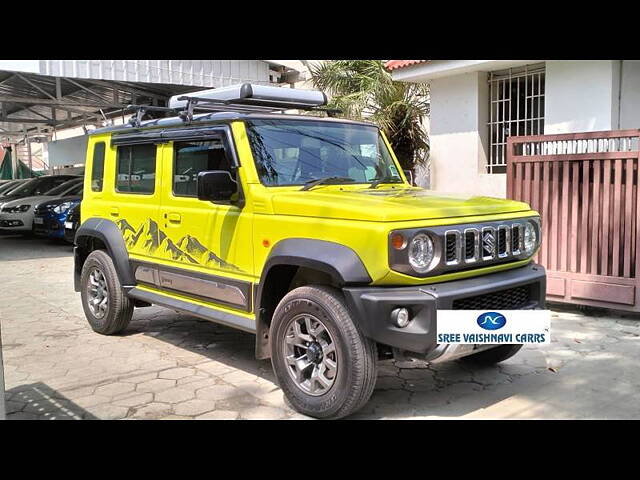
[408,233,435,273]
[53,202,72,214]
[3,204,30,213]
[524,220,538,255]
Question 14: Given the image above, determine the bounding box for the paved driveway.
[1,233,639,420]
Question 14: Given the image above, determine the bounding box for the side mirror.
[197,170,237,202]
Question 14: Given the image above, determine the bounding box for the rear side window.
[115,144,157,194]
[173,138,232,197]
[91,142,105,192]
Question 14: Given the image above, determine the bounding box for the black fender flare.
[74,217,135,291]
[253,238,372,359]
[260,238,371,290]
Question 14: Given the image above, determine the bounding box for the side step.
[127,287,256,334]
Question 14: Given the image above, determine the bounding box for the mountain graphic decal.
[116,217,242,272]
[129,219,164,253]
[159,237,198,264]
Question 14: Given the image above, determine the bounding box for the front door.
[155,132,254,312]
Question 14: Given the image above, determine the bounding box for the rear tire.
[80,249,134,335]
[270,285,377,419]
[459,344,523,365]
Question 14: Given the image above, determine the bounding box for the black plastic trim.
[262,238,371,287]
[74,217,135,291]
[342,263,546,355]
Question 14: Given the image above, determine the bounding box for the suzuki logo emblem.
[483,231,496,255]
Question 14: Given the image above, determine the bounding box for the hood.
[35,195,81,209]
[270,187,532,222]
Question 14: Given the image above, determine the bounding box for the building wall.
[620,60,640,129]
[429,71,507,197]
[544,60,621,133]
[424,60,640,198]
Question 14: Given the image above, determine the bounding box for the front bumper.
[343,263,546,359]
[0,212,32,231]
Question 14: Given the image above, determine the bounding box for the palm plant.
[306,60,430,173]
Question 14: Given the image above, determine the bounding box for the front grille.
[445,234,457,262]
[445,222,527,266]
[34,205,52,215]
[464,232,475,260]
[452,285,531,310]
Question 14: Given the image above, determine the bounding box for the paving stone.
[196,385,244,401]
[173,399,216,417]
[196,410,240,420]
[112,392,154,408]
[136,378,176,393]
[155,388,195,404]
[94,382,136,398]
[158,367,197,380]
[88,404,129,420]
[129,402,173,419]
[239,406,287,420]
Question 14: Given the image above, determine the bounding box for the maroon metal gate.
[507,130,640,311]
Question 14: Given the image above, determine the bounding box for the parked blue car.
[33,186,82,240]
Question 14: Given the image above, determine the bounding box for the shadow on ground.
[4,382,98,420]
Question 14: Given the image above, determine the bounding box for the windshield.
[245,119,403,187]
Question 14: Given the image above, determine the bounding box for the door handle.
[167,213,181,224]
[110,207,119,217]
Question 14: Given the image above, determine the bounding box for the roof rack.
[126,104,180,128]
[123,84,341,128]
[169,83,339,122]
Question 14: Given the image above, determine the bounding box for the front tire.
[80,249,134,335]
[270,285,377,419]
[459,344,523,365]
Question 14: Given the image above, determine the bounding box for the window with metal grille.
[487,63,545,174]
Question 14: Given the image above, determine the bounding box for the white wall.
[544,60,622,133]
[429,71,507,198]
[620,60,640,129]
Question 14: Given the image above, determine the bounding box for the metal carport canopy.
[0,69,200,141]
[0,60,298,142]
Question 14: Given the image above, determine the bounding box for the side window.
[115,144,157,194]
[91,142,105,192]
[173,138,232,197]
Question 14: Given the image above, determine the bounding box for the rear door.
[109,141,163,264]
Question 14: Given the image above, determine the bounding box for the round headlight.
[524,221,537,255]
[408,233,434,273]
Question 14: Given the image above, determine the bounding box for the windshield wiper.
[300,176,356,191]
[369,175,400,189]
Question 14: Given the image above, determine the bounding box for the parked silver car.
[0,178,83,233]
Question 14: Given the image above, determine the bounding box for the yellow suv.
[74,83,545,419]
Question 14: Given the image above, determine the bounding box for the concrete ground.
[1,233,639,420]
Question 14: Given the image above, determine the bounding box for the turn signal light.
[391,233,406,250]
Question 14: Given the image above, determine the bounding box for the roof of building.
[384,60,429,71]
